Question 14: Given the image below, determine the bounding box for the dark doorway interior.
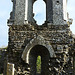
[29,45,50,75]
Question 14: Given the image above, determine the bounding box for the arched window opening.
[33,0,46,25]
[36,55,41,74]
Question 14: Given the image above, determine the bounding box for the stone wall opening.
[29,45,50,75]
[36,56,41,74]
[33,0,46,25]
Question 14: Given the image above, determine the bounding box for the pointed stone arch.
[22,35,55,63]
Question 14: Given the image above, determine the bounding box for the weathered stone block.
[7,63,14,75]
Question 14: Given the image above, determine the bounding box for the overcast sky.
[0,0,75,47]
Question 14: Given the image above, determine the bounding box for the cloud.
[33,1,46,13]
[33,0,46,24]
[67,0,75,34]
[34,13,46,24]
[0,0,12,47]
[0,25,8,47]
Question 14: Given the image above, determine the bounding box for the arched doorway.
[29,45,50,75]
[22,35,55,74]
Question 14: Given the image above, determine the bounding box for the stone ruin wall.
[7,23,75,75]
[3,0,75,75]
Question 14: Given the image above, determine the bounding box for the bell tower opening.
[33,0,46,25]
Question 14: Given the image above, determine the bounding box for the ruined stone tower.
[5,0,75,75]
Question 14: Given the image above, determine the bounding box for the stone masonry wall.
[7,24,74,75]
